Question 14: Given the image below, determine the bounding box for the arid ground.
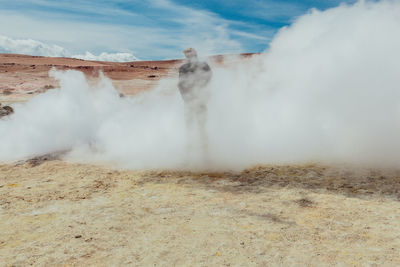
[1,54,400,266]
[0,53,181,104]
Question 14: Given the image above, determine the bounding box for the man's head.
[183,48,197,60]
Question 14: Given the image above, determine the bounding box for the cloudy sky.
[0,0,357,61]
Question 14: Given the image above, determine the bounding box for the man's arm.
[201,62,211,72]
[200,62,212,86]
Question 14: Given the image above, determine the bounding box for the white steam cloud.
[1,0,400,170]
[0,34,139,62]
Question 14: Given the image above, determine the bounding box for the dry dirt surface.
[1,160,400,266]
[0,53,182,104]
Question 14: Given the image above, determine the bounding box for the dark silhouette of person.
[178,48,212,162]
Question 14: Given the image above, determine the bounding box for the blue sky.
[0,0,357,60]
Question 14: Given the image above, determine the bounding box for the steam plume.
[1,0,400,170]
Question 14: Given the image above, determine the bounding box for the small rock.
[295,198,314,207]
[75,235,82,238]
[3,89,12,95]
[43,84,55,90]
[0,104,14,118]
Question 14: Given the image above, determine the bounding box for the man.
[178,48,212,162]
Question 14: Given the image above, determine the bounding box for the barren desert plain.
[1,53,400,266]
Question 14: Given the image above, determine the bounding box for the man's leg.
[197,103,209,164]
[184,102,195,158]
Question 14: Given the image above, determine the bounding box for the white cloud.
[0,34,68,57]
[149,0,245,56]
[230,30,271,41]
[72,51,139,62]
[0,0,264,60]
[11,0,141,18]
[0,34,139,62]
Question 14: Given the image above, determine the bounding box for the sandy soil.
[1,160,400,266]
[1,53,400,266]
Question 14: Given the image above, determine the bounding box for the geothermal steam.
[1,0,400,170]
